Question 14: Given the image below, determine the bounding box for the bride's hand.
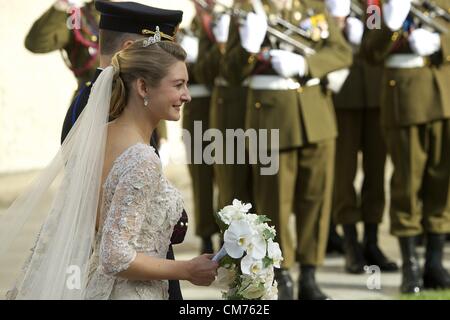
[186,254,219,286]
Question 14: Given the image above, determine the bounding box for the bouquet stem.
[212,245,227,262]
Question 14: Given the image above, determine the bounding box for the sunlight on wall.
[0,0,195,173]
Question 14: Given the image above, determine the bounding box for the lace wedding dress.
[85,143,184,300]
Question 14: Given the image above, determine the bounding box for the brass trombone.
[190,0,316,55]
[411,0,449,34]
[350,0,364,19]
[419,0,450,23]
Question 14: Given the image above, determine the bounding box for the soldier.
[179,3,218,254]
[58,0,185,300]
[325,0,397,274]
[362,0,450,293]
[202,3,254,214]
[223,0,352,299]
[25,0,100,100]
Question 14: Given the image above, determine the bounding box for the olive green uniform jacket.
[361,0,450,236]
[182,18,217,238]
[222,0,352,267]
[25,2,100,91]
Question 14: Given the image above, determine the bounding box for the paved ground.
[1,159,449,300]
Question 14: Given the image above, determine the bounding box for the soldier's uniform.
[205,9,254,210]
[25,1,100,96]
[181,17,218,250]
[330,0,397,274]
[224,0,352,299]
[362,0,450,293]
[332,61,386,226]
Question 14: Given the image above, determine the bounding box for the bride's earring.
[143,96,149,107]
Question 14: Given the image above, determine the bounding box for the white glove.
[382,0,412,31]
[270,49,307,78]
[409,28,441,56]
[54,0,85,11]
[325,0,350,17]
[180,35,199,63]
[212,14,231,43]
[327,68,350,93]
[345,17,364,46]
[239,12,268,54]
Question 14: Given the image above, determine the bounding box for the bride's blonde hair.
[110,40,186,120]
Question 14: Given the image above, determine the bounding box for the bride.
[0,34,218,299]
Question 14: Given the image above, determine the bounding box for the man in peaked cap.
[61,0,183,142]
[60,0,184,300]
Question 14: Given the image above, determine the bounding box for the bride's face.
[147,61,191,122]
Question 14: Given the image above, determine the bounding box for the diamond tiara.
[143,26,162,47]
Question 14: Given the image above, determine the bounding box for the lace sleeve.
[99,154,159,276]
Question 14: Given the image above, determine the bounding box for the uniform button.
[389,80,396,87]
[297,87,303,93]
[91,35,98,42]
[255,102,261,109]
[294,11,302,21]
[248,55,256,64]
[391,32,399,42]
[85,81,92,86]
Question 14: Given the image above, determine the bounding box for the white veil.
[0,66,115,299]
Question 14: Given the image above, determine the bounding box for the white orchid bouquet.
[213,199,283,300]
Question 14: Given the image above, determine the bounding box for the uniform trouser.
[385,119,450,237]
[182,97,217,238]
[210,85,253,209]
[333,108,387,225]
[252,139,335,268]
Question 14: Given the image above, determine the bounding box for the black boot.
[423,233,450,290]
[415,233,425,247]
[326,223,345,255]
[363,223,398,272]
[274,268,294,300]
[298,265,330,300]
[343,224,366,274]
[398,236,423,294]
[200,236,214,254]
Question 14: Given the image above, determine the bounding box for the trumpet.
[411,0,449,34]
[191,0,211,11]
[418,0,450,23]
[202,0,317,55]
[350,0,365,19]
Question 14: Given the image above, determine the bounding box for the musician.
[362,0,450,293]
[198,0,255,232]
[326,0,398,275]
[223,0,352,299]
[25,0,100,102]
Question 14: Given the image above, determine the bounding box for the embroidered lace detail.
[85,143,183,300]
